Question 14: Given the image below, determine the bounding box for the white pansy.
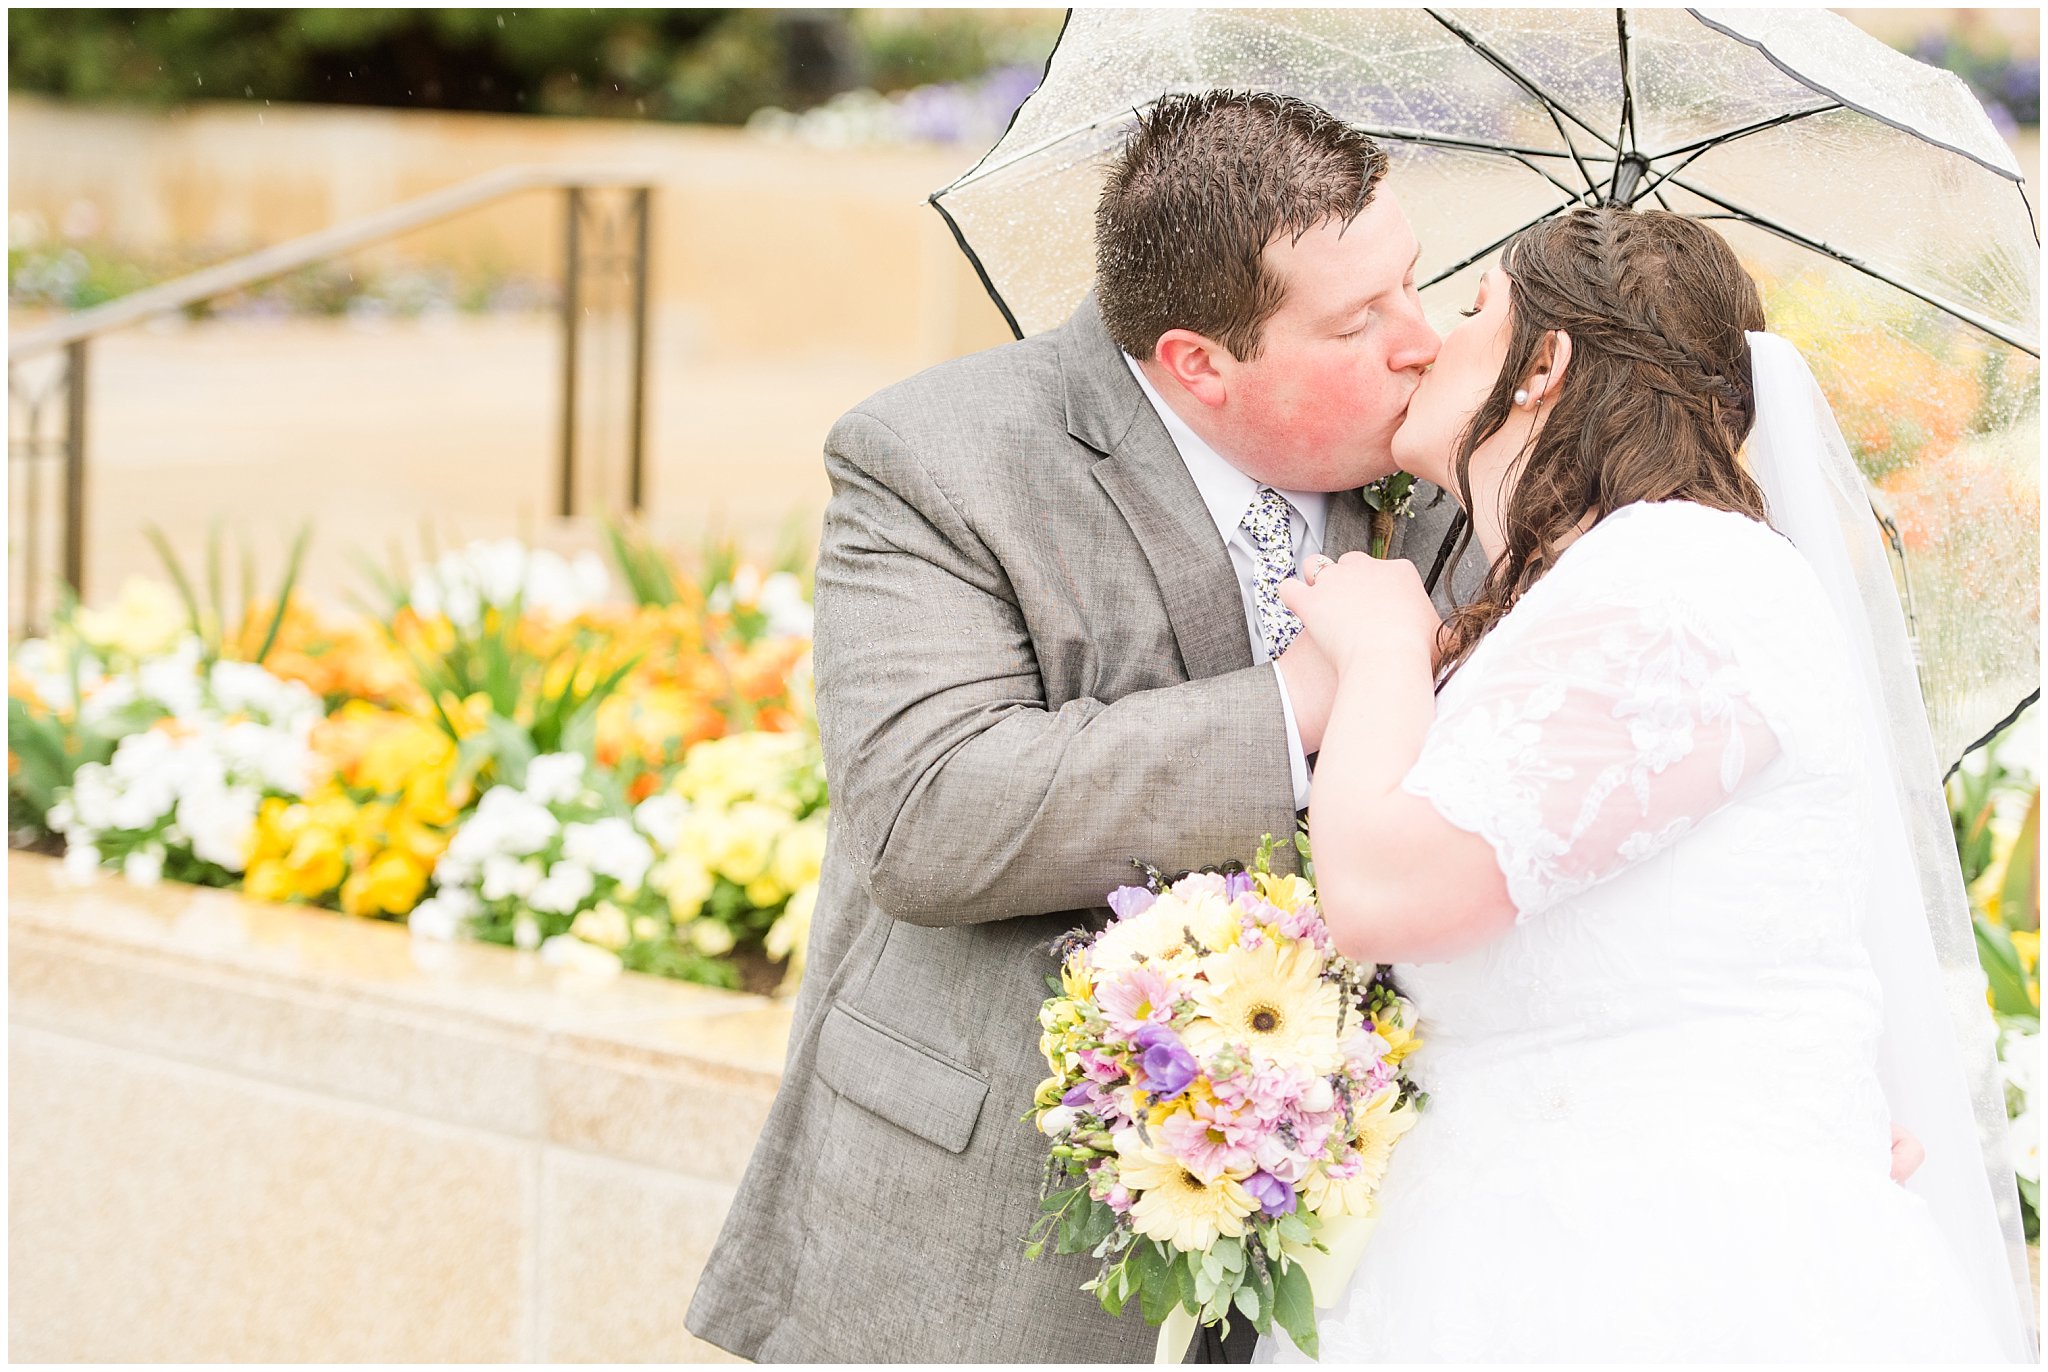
[408,539,611,631]
[451,786,559,859]
[563,818,654,890]
[758,571,815,639]
[61,841,101,885]
[178,781,259,872]
[538,933,623,976]
[2011,1104,2040,1186]
[524,753,587,807]
[529,860,596,915]
[481,854,545,903]
[408,897,461,941]
[122,846,166,887]
[633,793,687,847]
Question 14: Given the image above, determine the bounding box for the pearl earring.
[1513,388,1530,407]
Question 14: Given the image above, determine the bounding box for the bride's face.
[1390,266,1517,493]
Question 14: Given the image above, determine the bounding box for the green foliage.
[6,9,1059,124]
[143,518,310,667]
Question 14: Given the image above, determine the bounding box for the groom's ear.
[1525,329,1574,408]
[1154,328,1232,409]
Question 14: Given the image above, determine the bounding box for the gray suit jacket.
[684,296,1470,1363]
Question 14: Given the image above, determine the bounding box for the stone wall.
[6,94,1017,366]
[7,852,789,1362]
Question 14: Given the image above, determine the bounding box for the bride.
[1264,207,2035,1361]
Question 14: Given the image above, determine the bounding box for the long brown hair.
[1436,207,1771,678]
[1095,90,1388,363]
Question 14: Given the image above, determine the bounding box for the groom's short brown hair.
[1096,90,1389,364]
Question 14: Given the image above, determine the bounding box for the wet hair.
[1436,207,1771,678]
[1095,89,1389,363]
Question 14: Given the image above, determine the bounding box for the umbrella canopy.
[930,7,2039,771]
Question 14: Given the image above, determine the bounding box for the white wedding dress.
[1259,499,2010,1363]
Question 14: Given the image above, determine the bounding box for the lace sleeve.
[1402,575,1784,923]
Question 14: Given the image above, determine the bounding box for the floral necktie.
[1241,486,1303,659]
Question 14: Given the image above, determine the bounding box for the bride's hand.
[1278,551,1441,674]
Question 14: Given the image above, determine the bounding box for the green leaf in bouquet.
[1040,1183,1086,1214]
[1270,1255,1319,1359]
[1213,1235,1244,1274]
[1076,1198,1118,1252]
[1170,1247,1200,1313]
[1243,1249,1277,1334]
[1275,1211,1312,1246]
[1232,1280,1261,1325]
[1132,1240,1175,1325]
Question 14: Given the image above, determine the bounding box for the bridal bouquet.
[1026,837,1423,1359]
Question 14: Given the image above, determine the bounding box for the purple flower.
[1243,1170,1297,1218]
[1130,1023,1198,1101]
[1107,884,1157,921]
[1223,870,1256,901]
[1062,1082,1096,1108]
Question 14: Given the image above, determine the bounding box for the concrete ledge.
[8,851,787,1362]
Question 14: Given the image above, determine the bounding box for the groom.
[685,90,1466,1363]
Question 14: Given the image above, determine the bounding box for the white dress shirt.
[1124,354,1325,807]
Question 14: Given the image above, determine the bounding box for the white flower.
[1039,1105,1078,1137]
[451,786,559,859]
[528,860,595,915]
[178,781,259,872]
[513,914,542,950]
[122,846,166,887]
[2010,1104,2039,1186]
[2000,1023,2037,1102]
[481,854,545,903]
[408,896,463,941]
[759,571,815,639]
[563,818,654,890]
[61,841,102,885]
[523,753,587,807]
[538,933,623,976]
[633,793,687,848]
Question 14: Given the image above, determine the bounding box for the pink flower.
[1097,965,1179,1037]
[1171,871,1230,901]
[1077,1048,1124,1085]
[1157,1097,1260,1181]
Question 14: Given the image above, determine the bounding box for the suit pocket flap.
[814,1003,990,1154]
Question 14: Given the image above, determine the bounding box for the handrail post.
[628,187,652,515]
[558,186,584,519]
[63,342,88,605]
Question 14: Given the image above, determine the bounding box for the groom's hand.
[1275,635,1338,755]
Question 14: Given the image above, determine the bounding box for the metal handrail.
[9,164,650,359]
[7,164,656,637]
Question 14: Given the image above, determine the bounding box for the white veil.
[1743,330,2037,1361]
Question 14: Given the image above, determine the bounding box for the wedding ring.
[1302,554,1336,585]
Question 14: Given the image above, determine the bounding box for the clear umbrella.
[929,7,2039,775]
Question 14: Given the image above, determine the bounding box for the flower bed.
[9,526,821,995]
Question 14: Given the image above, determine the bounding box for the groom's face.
[1220,191,1439,490]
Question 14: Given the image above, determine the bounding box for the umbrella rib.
[1354,129,1589,201]
[1424,8,1613,196]
[1614,9,1640,158]
[1420,206,1573,291]
[1666,176,2040,357]
[927,192,1025,341]
[1683,9,2026,186]
[1650,103,1842,162]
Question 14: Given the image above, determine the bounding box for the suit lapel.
[1059,297,1253,681]
[1322,488,1372,559]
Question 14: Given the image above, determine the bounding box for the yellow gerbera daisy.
[1113,1128,1257,1252]
[1305,1088,1421,1216]
[1184,939,1344,1075]
[1089,889,1239,971]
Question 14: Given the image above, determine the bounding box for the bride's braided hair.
[1436,207,1771,679]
